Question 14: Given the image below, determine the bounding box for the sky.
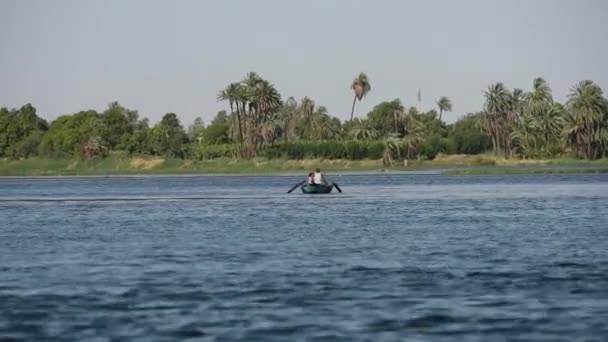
[1,0,607,125]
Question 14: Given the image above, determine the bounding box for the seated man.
[313,168,327,185]
[307,172,315,185]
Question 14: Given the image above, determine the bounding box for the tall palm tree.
[484,83,511,115]
[521,78,556,154]
[525,77,553,118]
[510,114,539,158]
[537,102,566,153]
[393,108,405,136]
[217,82,244,155]
[382,137,401,166]
[483,83,520,157]
[311,107,339,140]
[350,72,371,122]
[563,80,608,159]
[477,111,499,152]
[252,80,282,120]
[402,111,426,160]
[511,88,525,116]
[299,97,316,140]
[278,97,297,141]
[436,96,452,122]
[218,72,283,158]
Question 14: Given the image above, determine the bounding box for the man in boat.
[312,168,328,185]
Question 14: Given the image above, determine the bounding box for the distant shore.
[1,154,608,177]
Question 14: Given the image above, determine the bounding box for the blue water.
[1,174,607,341]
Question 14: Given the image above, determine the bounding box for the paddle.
[332,182,342,193]
[287,180,305,193]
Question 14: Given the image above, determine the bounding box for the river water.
[1,174,607,341]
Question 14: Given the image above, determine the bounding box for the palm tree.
[563,80,608,159]
[436,96,452,122]
[350,72,371,122]
[525,77,553,118]
[511,88,525,116]
[402,111,426,160]
[382,137,401,166]
[278,97,297,141]
[299,97,316,140]
[217,83,243,155]
[311,107,339,140]
[484,83,511,115]
[301,97,315,118]
[349,118,378,140]
[393,108,405,137]
[483,83,521,157]
[522,78,557,154]
[538,102,566,153]
[217,72,284,158]
[510,114,539,158]
[252,80,282,120]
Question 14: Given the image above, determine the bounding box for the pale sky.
[1,0,607,125]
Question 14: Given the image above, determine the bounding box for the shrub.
[260,140,386,160]
[185,144,234,160]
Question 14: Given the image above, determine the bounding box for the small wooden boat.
[301,183,334,194]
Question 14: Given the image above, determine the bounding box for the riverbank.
[1,154,608,176]
[0,156,391,176]
[443,168,608,175]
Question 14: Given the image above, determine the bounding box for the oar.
[287,180,305,193]
[321,170,342,193]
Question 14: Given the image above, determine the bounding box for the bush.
[8,130,44,159]
[185,144,234,160]
[420,134,446,160]
[260,140,386,160]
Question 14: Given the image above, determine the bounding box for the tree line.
[1,72,607,163]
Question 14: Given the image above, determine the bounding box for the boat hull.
[301,184,333,194]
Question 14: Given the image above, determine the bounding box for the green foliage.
[184,144,234,160]
[0,104,48,157]
[202,124,229,145]
[366,99,404,135]
[39,110,107,157]
[9,130,45,159]
[146,113,188,157]
[102,101,137,149]
[420,134,445,160]
[188,117,205,141]
[447,113,492,154]
[261,140,386,160]
[201,111,230,145]
[2,77,607,164]
[121,118,150,155]
[563,80,608,159]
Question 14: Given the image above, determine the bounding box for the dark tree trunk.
[350,96,357,122]
[235,104,244,159]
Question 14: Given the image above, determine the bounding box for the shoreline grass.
[0,156,393,176]
[1,154,608,177]
[442,168,608,175]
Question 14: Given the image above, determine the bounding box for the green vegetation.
[443,168,608,175]
[2,153,607,176]
[0,154,391,176]
[1,72,608,176]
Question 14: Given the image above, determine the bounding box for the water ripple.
[1,174,608,340]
